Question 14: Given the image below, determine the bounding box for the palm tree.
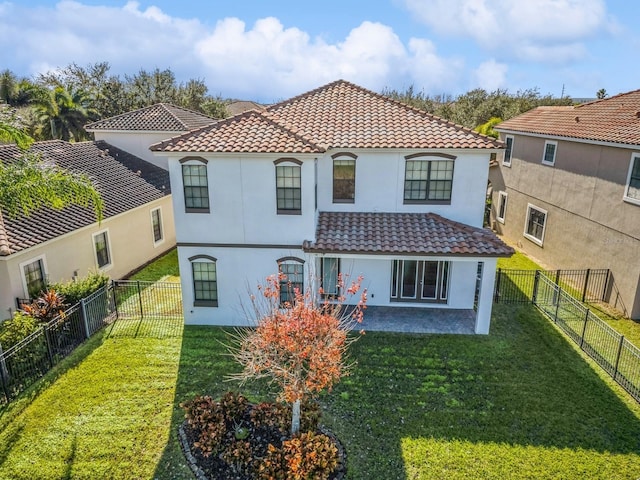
[33,86,96,141]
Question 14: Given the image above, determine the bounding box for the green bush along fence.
[495,269,640,403]
[0,280,182,405]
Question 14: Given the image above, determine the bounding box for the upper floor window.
[151,207,163,244]
[275,159,302,214]
[542,140,557,166]
[320,257,340,296]
[21,256,46,298]
[278,257,304,305]
[497,191,508,224]
[190,255,218,307]
[403,156,454,204]
[93,230,111,269]
[181,158,210,213]
[332,153,356,203]
[524,204,547,246]
[503,135,514,166]
[624,153,640,205]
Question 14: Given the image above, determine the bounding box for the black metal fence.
[0,280,182,405]
[533,273,640,403]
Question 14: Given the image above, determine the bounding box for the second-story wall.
[94,132,180,170]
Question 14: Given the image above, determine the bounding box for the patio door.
[391,260,449,303]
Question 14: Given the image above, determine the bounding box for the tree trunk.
[291,398,301,435]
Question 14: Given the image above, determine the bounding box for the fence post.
[582,268,591,303]
[532,270,540,304]
[137,281,144,319]
[580,308,589,348]
[80,298,91,339]
[554,269,560,286]
[553,285,561,323]
[494,268,502,303]
[0,343,10,404]
[43,326,55,368]
[112,281,119,320]
[602,269,610,302]
[613,335,625,381]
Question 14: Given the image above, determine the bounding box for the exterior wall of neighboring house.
[0,197,175,319]
[92,132,180,170]
[168,149,497,328]
[490,133,640,319]
[316,150,489,227]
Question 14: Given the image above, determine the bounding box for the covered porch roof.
[303,211,514,257]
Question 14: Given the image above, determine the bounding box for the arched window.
[277,257,304,304]
[403,153,455,204]
[332,152,357,203]
[180,157,210,213]
[189,255,218,306]
[274,158,302,214]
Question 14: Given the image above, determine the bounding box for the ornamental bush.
[51,271,109,305]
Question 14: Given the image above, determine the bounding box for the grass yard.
[1,304,640,479]
[127,248,180,283]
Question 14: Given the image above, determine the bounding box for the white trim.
[541,140,557,166]
[497,191,508,224]
[502,135,514,166]
[92,229,113,272]
[18,254,48,298]
[495,128,640,151]
[150,207,165,247]
[523,204,547,247]
[623,152,640,206]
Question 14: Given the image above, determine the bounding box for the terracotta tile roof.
[151,110,324,153]
[304,212,514,257]
[0,140,170,256]
[226,100,266,116]
[496,89,640,145]
[152,80,502,153]
[85,103,217,132]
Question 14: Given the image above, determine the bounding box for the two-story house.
[490,90,640,320]
[151,80,513,334]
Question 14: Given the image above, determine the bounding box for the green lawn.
[1,305,639,479]
[127,248,180,283]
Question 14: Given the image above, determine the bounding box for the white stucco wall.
[93,132,180,170]
[0,197,175,320]
[316,149,490,227]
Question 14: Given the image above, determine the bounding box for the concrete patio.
[357,306,476,334]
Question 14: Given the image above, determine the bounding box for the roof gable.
[85,103,216,132]
[497,89,640,146]
[153,80,502,153]
[0,140,170,256]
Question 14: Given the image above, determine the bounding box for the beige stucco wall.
[0,196,175,319]
[489,133,640,319]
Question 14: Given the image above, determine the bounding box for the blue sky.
[0,0,637,102]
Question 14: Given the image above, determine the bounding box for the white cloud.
[404,0,611,63]
[472,59,508,91]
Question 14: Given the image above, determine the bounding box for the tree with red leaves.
[229,271,367,435]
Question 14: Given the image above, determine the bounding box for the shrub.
[51,271,110,305]
[250,401,289,433]
[181,395,227,457]
[282,432,338,480]
[20,290,66,324]
[0,312,40,350]
[219,390,250,423]
[220,440,252,475]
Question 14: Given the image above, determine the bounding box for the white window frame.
[92,229,113,271]
[274,158,303,215]
[623,153,640,206]
[19,255,48,298]
[189,255,218,307]
[150,207,164,246]
[541,140,557,166]
[497,191,508,224]
[523,204,547,247]
[502,135,514,166]
[180,157,210,213]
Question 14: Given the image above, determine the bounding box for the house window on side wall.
[93,230,111,269]
[390,260,450,303]
[320,257,340,296]
[403,157,454,204]
[624,153,640,205]
[21,257,46,298]
[151,207,163,244]
[524,204,547,246]
[278,257,304,304]
[503,135,514,166]
[181,159,210,213]
[497,191,508,223]
[190,255,218,307]
[275,159,302,214]
[542,140,557,166]
[332,153,356,203]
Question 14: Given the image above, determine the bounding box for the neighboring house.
[490,89,640,319]
[85,103,216,170]
[0,140,175,319]
[151,80,513,334]
[226,100,266,117]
